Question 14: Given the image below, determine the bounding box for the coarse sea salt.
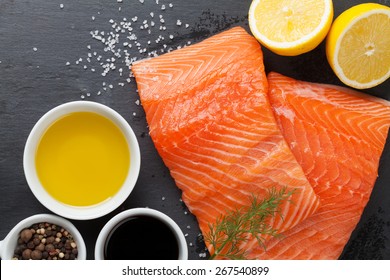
[67,0,192,98]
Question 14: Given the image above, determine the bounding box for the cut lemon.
[248,0,333,56]
[326,3,390,89]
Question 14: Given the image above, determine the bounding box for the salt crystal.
[161,4,166,10]
[117,0,123,3]
[92,16,95,21]
[169,3,173,8]
[139,0,144,3]
[185,24,190,28]
[169,34,174,39]
[33,47,38,51]
[161,196,166,201]
[135,99,140,105]
[150,12,154,17]
[65,62,70,66]
[60,4,64,9]
[97,91,101,95]
[176,19,182,26]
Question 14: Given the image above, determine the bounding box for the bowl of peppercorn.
[0,214,86,260]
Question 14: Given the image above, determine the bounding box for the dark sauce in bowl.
[104,215,179,260]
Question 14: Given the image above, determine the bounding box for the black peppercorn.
[27,241,35,249]
[31,250,42,260]
[13,222,78,260]
[22,249,32,260]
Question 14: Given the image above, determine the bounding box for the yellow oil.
[35,112,130,206]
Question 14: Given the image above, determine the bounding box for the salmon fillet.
[252,72,390,259]
[132,27,320,254]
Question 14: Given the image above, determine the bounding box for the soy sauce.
[104,215,179,260]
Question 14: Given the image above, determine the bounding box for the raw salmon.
[133,27,320,254]
[251,72,390,259]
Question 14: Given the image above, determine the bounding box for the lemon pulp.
[326,3,390,89]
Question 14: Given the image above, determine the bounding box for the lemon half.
[326,3,390,89]
[249,0,334,56]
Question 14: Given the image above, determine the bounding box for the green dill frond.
[204,187,295,260]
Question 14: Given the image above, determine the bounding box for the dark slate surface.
[0,0,389,260]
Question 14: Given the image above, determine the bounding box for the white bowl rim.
[23,101,141,220]
[94,208,188,260]
[0,214,86,260]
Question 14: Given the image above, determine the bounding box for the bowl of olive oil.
[23,101,141,220]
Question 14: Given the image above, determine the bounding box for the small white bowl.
[23,101,141,220]
[95,208,188,260]
[0,214,86,260]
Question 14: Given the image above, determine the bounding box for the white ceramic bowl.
[23,101,141,220]
[0,214,86,260]
[95,208,188,260]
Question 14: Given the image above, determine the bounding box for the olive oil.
[104,216,179,260]
[35,112,130,206]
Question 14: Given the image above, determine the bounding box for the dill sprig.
[205,187,295,260]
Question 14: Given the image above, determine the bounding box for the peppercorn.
[33,237,40,246]
[36,243,45,252]
[42,251,48,259]
[46,236,55,244]
[31,250,42,260]
[27,241,35,249]
[13,222,78,260]
[45,243,54,251]
[20,229,32,243]
[22,249,32,260]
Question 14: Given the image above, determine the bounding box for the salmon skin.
[133,27,320,256]
[254,72,390,259]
